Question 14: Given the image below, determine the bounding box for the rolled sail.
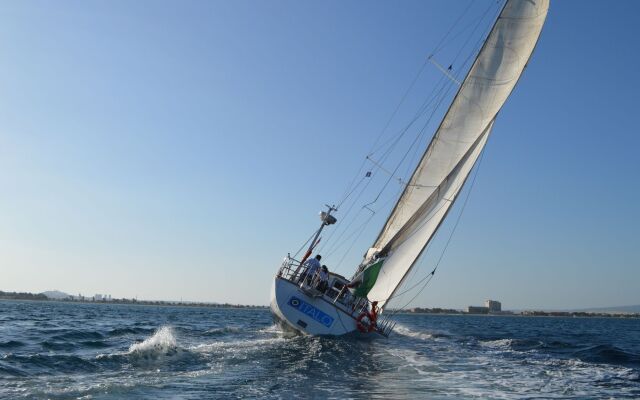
[364,0,549,308]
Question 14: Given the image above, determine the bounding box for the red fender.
[356,312,370,333]
[356,311,378,333]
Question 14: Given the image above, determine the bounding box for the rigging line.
[333,60,430,211]
[365,74,456,214]
[431,0,499,58]
[333,211,377,271]
[365,155,407,186]
[367,61,429,157]
[368,73,449,158]
[336,158,368,210]
[387,146,487,315]
[324,209,375,260]
[292,229,322,259]
[337,166,367,210]
[372,65,454,172]
[388,80,454,226]
[450,0,502,69]
[337,173,370,211]
[317,171,377,255]
[399,82,447,197]
[318,206,364,256]
[363,73,456,211]
[333,187,402,274]
[431,0,475,56]
[425,0,498,95]
[371,85,446,168]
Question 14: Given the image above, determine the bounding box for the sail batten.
[362,0,549,309]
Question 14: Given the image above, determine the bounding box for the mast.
[293,205,337,277]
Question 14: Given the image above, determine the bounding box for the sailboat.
[270,0,549,336]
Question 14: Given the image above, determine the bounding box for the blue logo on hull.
[287,296,334,328]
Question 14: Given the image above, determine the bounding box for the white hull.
[270,277,358,336]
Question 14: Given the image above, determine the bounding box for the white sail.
[365,0,549,308]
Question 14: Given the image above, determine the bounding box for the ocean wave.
[108,327,155,336]
[1,353,98,374]
[0,362,28,377]
[573,345,640,367]
[41,340,76,351]
[0,340,25,349]
[80,340,110,349]
[204,326,243,336]
[50,330,105,341]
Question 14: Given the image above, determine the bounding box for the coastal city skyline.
[1,1,639,310]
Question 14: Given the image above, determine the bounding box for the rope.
[292,229,321,259]
[362,74,454,211]
[431,0,475,56]
[333,211,377,271]
[317,171,376,255]
[332,60,430,212]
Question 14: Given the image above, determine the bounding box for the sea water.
[0,300,638,399]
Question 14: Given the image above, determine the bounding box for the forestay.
[365,0,549,308]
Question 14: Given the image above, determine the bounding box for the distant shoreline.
[395,308,640,319]
[0,291,267,309]
[1,299,269,310]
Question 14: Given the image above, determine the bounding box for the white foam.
[128,326,179,359]
[204,326,243,335]
[393,323,435,341]
[191,337,286,354]
[258,324,284,334]
[479,338,513,349]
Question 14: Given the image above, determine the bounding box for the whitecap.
[126,326,185,363]
[393,323,435,341]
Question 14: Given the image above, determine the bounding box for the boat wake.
[393,323,452,341]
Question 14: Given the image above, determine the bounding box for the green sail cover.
[353,259,384,298]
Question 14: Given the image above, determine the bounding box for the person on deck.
[300,254,321,284]
[317,265,329,293]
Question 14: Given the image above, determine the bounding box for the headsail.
[363,0,549,308]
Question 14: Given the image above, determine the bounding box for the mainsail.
[363,0,549,308]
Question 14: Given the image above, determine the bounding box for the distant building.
[485,300,502,313]
[467,306,489,314]
[94,294,103,301]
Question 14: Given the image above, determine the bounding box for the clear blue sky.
[1,1,638,309]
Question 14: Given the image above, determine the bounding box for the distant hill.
[0,290,47,301]
[575,305,640,314]
[41,290,72,300]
